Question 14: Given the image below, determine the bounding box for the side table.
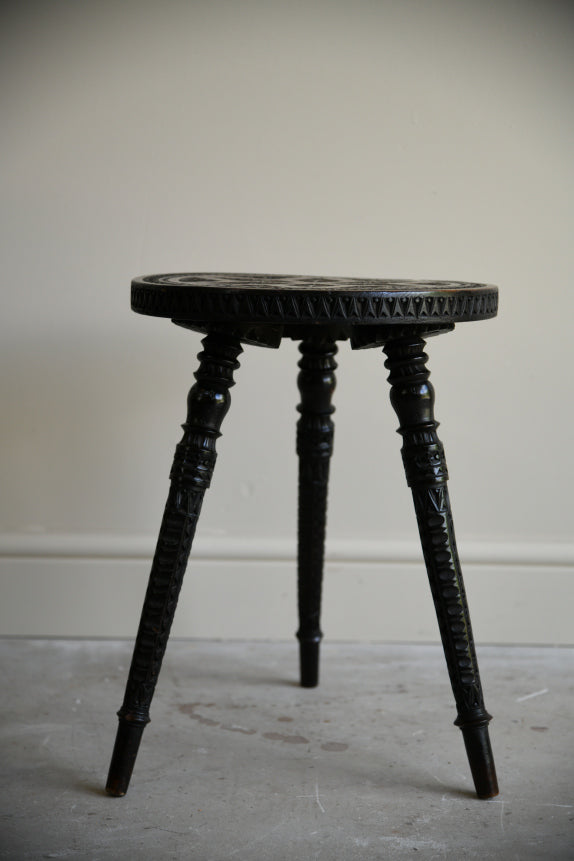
[106,274,500,800]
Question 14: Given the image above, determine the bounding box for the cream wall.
[1,0,573,643]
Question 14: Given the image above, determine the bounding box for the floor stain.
[179,702,338,748]
[263,732,309,744]
[179,703,220,727]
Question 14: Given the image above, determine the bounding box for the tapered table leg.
[106,332,242,796]
[384,335,499,799]
[296,337,337,687]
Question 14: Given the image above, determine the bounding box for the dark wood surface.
[384,336,498,798]
[296,337,338,688]
[107,273,500,800]
[132,273,498,326]
[106,333,243,796]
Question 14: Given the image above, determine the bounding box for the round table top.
[131,273,498,327]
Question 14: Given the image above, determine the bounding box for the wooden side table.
[106,274,499,799]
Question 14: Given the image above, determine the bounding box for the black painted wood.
[132,274,497,324]
[296,337,338,688]
[108,274,500,800]
[383,336,498,799]
[106,332,242,797]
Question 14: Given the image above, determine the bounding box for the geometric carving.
[105,332,242,796]
[108,274,500,799]
[384,335,499,798]
[132,273,498,327]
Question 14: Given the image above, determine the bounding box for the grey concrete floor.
[0,639,572,860]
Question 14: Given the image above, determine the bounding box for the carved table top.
[131,274,498,347]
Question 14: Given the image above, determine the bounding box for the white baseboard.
[2,532,574,567]
[1,534,573,643]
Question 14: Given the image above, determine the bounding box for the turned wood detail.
[116,333,242,725]
[109,273,500,799]
[384,335,498,797]
[296,338,337,687]
[383,336,490,726]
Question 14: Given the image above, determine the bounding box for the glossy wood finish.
[296,337,338,688]
[384,336,498,799]
[108,274,499,799]
[106,332,242,796]
[132,273,498,327]
[132,273,497,348]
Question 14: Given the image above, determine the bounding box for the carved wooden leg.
[383,335,498,799]
[106,332,242,797]
[296,337,337,688]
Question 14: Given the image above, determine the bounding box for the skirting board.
[1,534,573,643]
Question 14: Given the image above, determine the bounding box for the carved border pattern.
[132,278,498,326]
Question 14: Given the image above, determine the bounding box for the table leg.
[296,337,337,687]
[384,335,498,799]
[106,332,242,796]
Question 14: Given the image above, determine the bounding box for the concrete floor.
[0,640,572,860]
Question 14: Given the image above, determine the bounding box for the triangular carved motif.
[375,297,387,318]
[334,296,347,318]
[405,297,417,317]
[427,486,446,513]
[393,297,405,318]
[351,296,362,318]
[363,297,377,318]
[431,296,443,316]
[320,295,333,317]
